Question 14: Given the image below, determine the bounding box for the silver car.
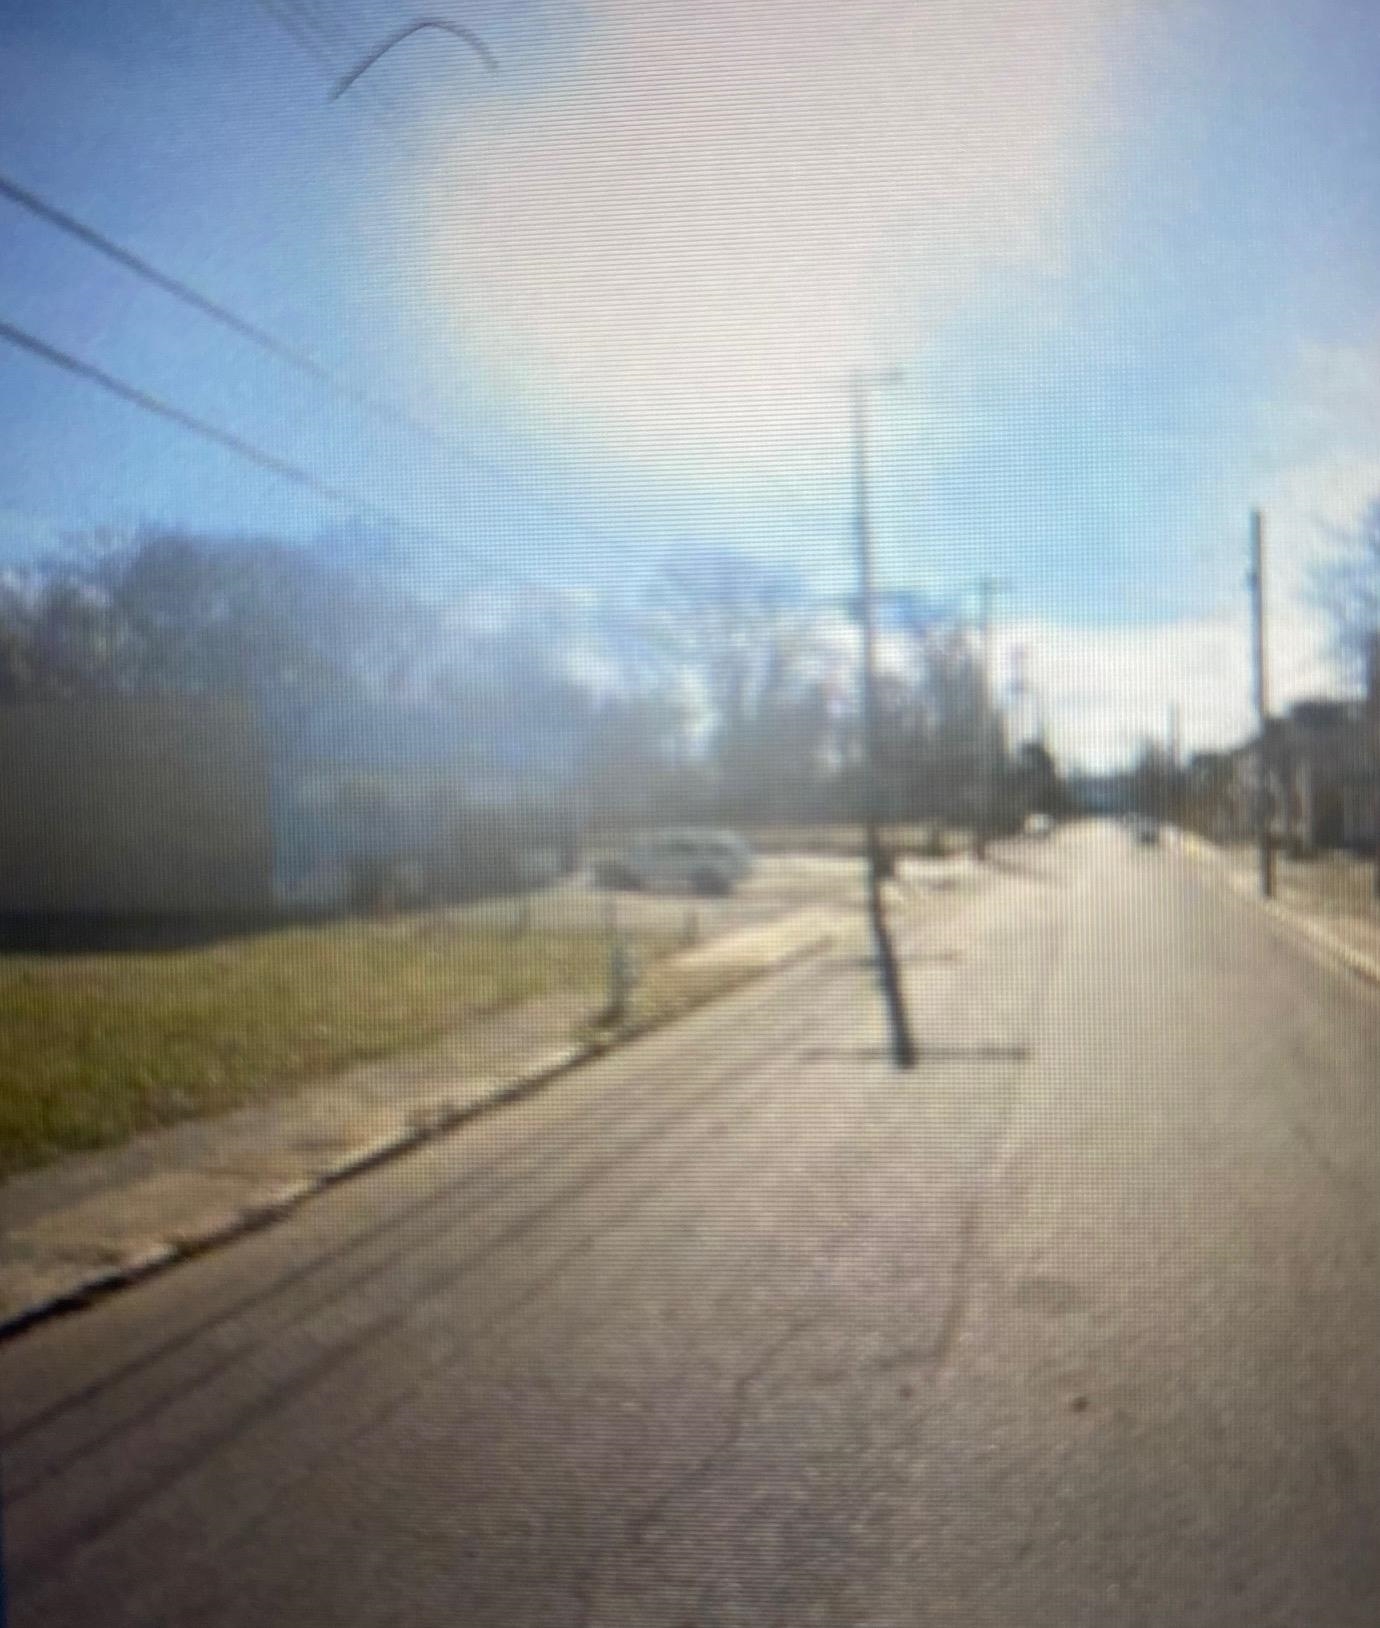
[594,829,754,895]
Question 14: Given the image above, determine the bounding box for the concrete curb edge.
[1180,836,1380,990]
[0,927,843,1343]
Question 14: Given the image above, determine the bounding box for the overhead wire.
[327,17,500,99]
[1,307,968,698]
[0,168,699,576]
[254,0,417,156]
[0,171,340,378]
[0,315,552,595]
[0,156,900,606]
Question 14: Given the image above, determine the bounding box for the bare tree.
[1312,499,1380,890]
[1311,497,1380,689]
[632,550,835,821]
[869,605,1005,830]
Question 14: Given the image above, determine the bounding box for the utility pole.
[1368,633,1380,900]
[972,575,1009,860]
[1008,644,1029,746]
[1248,509,1275,898]
[848,369,918,1069]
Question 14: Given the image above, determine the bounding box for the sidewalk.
[1179,831,1380,988]
[0,899,866,1336]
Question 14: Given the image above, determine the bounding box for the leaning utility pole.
[848,369,918,1069]
[1008,644,1029,748]
[972,574,1008,860]
[1248,509,1275,898]
[1368,632,1380,900]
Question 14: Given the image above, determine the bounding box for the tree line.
[0,527,1060,832]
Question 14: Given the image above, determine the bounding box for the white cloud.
[1244,328,1380,689]
[412,0,1117,470]
[1000,327,1380,772]
[998,599,1336,774]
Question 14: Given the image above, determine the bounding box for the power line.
[0,171,862,574]
[0,314,550,594]
[329,18,500,101]
[0,168,684,574]
[0,179,881,581]
[0,307,998,665]
[0,172,333,377]
[255,0,415,153]
[293,0,436,149]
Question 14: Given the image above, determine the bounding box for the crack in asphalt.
[571,1313,824,1627]
[624,1312,825,1550]
[921,888,1076,1382]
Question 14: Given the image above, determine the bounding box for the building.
[1214,698,1378,853]
[1274,699,1376,851]
[0,694,586,946]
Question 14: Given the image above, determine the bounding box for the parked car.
[1024,812,1055,839]
[1130,814,1161,845]
[593,829,754,895]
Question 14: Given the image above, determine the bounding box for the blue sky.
[2,0,1379,765]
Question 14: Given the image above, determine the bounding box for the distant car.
[593,829,754,896]
[1130,815,1161,845]
[1024,812,1055,839]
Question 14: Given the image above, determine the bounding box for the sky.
[2,0,1379,768]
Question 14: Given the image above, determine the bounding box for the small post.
[606,936,638,1028]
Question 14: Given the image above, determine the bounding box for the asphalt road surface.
[3,824,1378,1626]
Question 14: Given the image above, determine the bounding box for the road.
[2,823,1377,1626]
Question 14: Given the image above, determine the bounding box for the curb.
[1180,839,1380,991]
[1232,878,1380,990]
[0,926,842,1344]
[0,1040,595,1343]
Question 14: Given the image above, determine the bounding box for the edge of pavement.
[0,902,859,1344]
[1177,829,1380,990]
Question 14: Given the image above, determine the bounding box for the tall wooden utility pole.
[1008,644,1030,748]
[1368,633,1380,900]
[972,575,1008,860]
[1249,509,1275,898]
[849,369,918,1069]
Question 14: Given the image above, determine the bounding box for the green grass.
[578,958,758,1047]
[0,914,661,1179]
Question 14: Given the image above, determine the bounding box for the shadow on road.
[799,1043,1030,1064]
[841,950,965,970]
